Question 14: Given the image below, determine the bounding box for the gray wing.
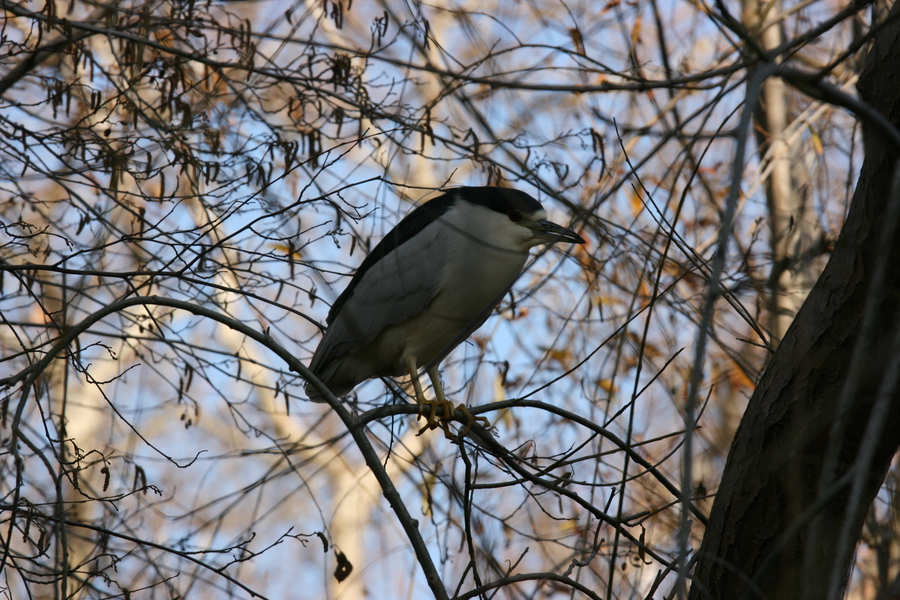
[309,225,450,377]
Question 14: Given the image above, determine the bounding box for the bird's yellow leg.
[406,357,428,404]
[407,357,442,430]
[426,366,490,439]
[424,366,453,438]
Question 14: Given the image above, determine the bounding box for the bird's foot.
[415,397,455,438]
[415,400,490,440]
[453,404,491,438]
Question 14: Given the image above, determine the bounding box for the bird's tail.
[304,378,330,403]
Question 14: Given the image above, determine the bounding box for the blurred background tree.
[1,0,898,598]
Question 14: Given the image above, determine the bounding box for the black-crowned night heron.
[306,186,585,435]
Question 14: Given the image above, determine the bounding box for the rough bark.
[689,6,900,600]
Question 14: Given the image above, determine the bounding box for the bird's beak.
[527,219,586,244]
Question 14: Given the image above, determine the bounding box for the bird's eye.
[507,210,522,223]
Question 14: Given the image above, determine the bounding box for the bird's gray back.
[308,219,450,382]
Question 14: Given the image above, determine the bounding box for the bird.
[306,186,585,436]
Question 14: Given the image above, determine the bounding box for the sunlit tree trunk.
[745,0,824,345]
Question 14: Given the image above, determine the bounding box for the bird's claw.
[455,405,491,438]
[415,397,454,437]
[415,400,490,440]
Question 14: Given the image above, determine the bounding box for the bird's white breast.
[435,202,531,317]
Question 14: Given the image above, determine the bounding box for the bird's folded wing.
[309,226,448,372]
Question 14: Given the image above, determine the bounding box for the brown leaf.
[333,548,353,582]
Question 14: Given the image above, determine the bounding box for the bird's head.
[451,187,586,252]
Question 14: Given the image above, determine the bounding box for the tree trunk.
[744,0,825,345]
[689,6,900,600]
